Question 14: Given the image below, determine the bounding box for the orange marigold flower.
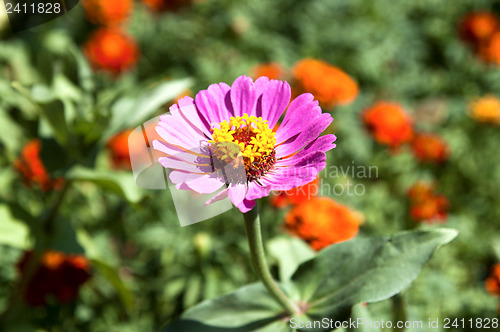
[479,32,500,65]
[251,62,285,80]
[17,250,92,306]
[14,139,64,191]
[410,132,449,164]
[292,58,358,108]
[270,177,319,208]
[84,28,139,76]
[486,263,500,296]
[460,12,499,45]
[82,0,133,26]
[363,102,414,149]
[107,129,134,170]
[285,197,362,251]
[141,0,193,12]
[469,95,500,125]
[407,182,448,223]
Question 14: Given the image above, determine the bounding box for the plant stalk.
[243,204,300,315]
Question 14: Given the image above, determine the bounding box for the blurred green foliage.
[1,0,500,331]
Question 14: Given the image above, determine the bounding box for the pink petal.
[275,93,322,143]
[228,181,247,206]
[182,172,225,194]
[236,199,256,213]
[257,80,291,128]
[245,181,272,200]
[195,82,232,127]
[230,76,258,117]
[173,97,212,138]
[275,113,333,157]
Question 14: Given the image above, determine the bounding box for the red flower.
[82,0,133,26]
[251,62,285,80]
[270,177,319,208]
[17,250,92,306]
[407,182,449,223]
[410,132,449,163]
[486,263,500,296]
[479,32,500,66]
[84,28,139,76]
[292,58,359,109]
[107,129,134,170]
[460,12,499,45]
[363,102,414,149]
[14,140,64,191]
[284,197,362,251]
[141,0,194,12]
[107,124,163,170]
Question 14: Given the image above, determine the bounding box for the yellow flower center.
[209,114,277,182]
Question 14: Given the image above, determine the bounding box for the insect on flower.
[153,75,336,213]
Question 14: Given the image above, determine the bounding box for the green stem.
[243,204,300,315]
[0,182,71,326]
[391,293,407,332]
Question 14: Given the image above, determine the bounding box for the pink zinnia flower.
[153,75,336,213]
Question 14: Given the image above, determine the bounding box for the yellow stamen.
[208,114,277,181]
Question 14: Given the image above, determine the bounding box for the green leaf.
[67,166,145,203]
[162,229,456,332]
[104,78,193,140]
[0,109,23,157]
[162,283,288,332]
[78,222,130,312]
[291,229,458,328]
[45,217,84,255]
[267,236,315,282]
[36,98,69,146]
[91,259,134,312]
[346,304,381,332]
[0,204,31,250]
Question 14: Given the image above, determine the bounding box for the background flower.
[82,0,133,26]
[107,129,134,170]
[407,182,449,223]
[362,102,414,149]
[292,58,358,109]
[469,95,500,125]
[14,140,63,191]
[486,263,500,296]
[460,12,499,45]
[141,0,194,12]
[270,177,319,208]
[410,132,449,164]
[250,62,285,81]
[284,197,362,250]
[17,251,91,306]
[83,28,139,76]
